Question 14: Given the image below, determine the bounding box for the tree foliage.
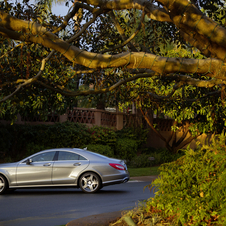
[1,0,226,133]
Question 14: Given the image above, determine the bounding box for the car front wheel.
[79,172,101,193]
[0,175,8,195]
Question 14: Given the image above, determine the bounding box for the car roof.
[31,148,111,161]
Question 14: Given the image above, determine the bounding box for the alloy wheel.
[0,175,8,194]
[79,172,101,193]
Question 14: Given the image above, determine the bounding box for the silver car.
[0,148,129,194]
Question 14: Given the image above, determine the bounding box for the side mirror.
[26,158,33,165]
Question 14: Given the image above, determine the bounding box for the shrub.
[127,154,151,168]
[0,122,91,161]
[146,133,226,225]
[25,143,49,157]
[0,125,13,160]
[116,126,149,149]
[38,122,90,148]
[127,148,184,168]
[0,123,35,160]
[115,138,138,160]
[0,122,149,163]
[82,144,114,158]
[146,147,184,165]
[88,126,117,147]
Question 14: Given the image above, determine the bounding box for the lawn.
[128,166,160,177]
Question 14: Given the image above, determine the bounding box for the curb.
[129,175,158,182]
[66,211,122,226]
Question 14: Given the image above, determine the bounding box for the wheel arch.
[0,173,9,194]
[0,172,9,185]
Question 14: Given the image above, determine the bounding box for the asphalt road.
[0,181,154,226]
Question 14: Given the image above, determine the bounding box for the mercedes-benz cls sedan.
[0,148,130,194]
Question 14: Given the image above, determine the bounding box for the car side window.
[32,152,55,162]
[57,151,87,161]
[58,151,79,160]
[79,155,87,160]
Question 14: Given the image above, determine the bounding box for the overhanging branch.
[35,72,158,96]
[1,10,226,79]
[102,10,145,54]
[0,59,46,103]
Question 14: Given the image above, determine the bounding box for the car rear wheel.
[79,172,101,193]
[0,175,8,195]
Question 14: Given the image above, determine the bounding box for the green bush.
[0,122,91,161]
[127,154,151,168]
[36,122,90,148]
[127,148,184,168]
[0,125,13,160]
[115,138,138,160]
[0,122,149,163]
[82,144,114,158]
[0,124,36,160]
[25,143,48,157]
[146,133,226,225]
[115,126,148,148]
[88,126,117,147]
[146,147,184,165]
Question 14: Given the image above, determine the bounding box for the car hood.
[0,162,18,168]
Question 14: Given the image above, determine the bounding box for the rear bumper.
[102,176,130,186]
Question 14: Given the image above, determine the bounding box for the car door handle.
[73,162,81,166]
[43,163,51,166]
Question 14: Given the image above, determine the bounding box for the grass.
[128,166,160,177]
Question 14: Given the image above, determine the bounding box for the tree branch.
[82,0,172,22]
[67,8,103,43]
[102,10,145,54]
[2,4,226,80]
[156,0,226,61]
[108,11,138,52]
[0,59,46,103]
[168,74,226,87]
[35,72,158,96]
[52,2,81,34]
[140,108,174,151]
[145,87,220,102]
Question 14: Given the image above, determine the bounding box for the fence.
[0,108,181,149]
[0,108,145,130]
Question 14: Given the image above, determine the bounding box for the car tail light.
[109,163,125,170]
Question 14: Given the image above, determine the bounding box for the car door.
[16,151,56,186]
[52,151,89,184]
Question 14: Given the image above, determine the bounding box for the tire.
[79,172,101,193]
[0,175,8,195]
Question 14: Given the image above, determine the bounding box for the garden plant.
[112,134,226,225]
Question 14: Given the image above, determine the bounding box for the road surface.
[0,181,154,226]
